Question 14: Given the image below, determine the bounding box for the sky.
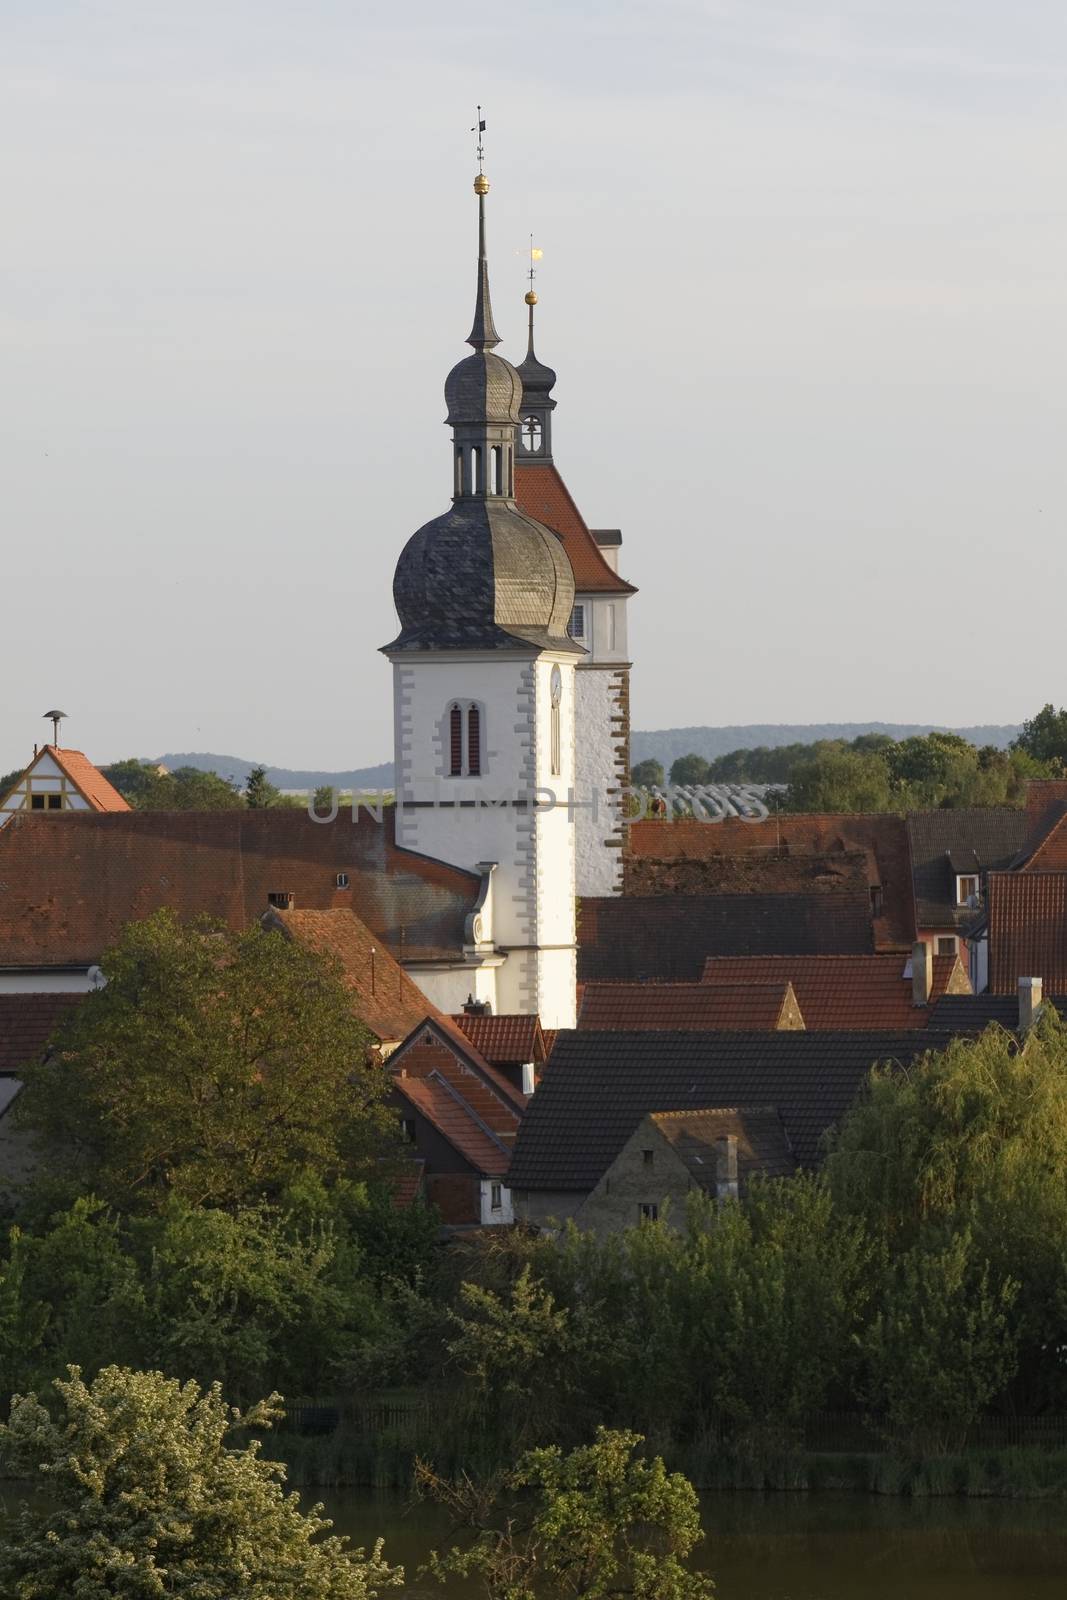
[2,0,1065,774]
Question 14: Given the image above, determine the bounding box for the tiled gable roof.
[701,952,970,1030]
[0,810,479,968]
[390,1017,527,1112]
[265,907,437,1045]
[451,1012,546,1065]
[51,749,131,813]
[650,1107,796,1184]
[578,890,874,983]
[986,872,1067,994]
[628,815,914,950]
[1024,781,1067,849]
[926,993,1067,1033]
[0,993,84,1073]
[514,464,635,595]
[577,981,805,1031]
[1020,812,1067,872]
[906,809,1028,932]
[391,1023,524,1176]
[507,1030,934,1192]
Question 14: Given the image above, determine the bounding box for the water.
[321,1488,1067,1599]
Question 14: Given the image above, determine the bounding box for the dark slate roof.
[445,350,521,426]
[926,993,1067,1033]
[577,890,874,983]
[384,498,582,655]
[907,809,1029,932]
[0,809,479,968]
[650,1107,796,1185]
[507,1029,933,1192]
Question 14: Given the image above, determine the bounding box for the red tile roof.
[450,1013,546,1065]
[578,981,805,1031]
[51,749,131,813]
[628,815,915,950]
[266,907,438,1045]
[986,872,1067,994]
[0,810,479,968]
[1025,781,1067,848]
[0,992,84,1073]
[391,1024,524,1176]
[701,953,970,1029]
[1021,812,1067,873]
[514,464,635,595]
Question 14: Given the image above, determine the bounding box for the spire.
[524,233,541,359]
[515,238,557,462]
[466,107,500,352]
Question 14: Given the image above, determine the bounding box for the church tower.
[513,281,637,897]
[381,159,582,1030]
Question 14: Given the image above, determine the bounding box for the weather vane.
[471,105,486,174]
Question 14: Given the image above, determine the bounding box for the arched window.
[454,448,464,497]
[550,666,562,777]
[490,445,501,495]
[521,415,543,453]
[449,704,463,776]
[471,447,482,494]
[467,705,481,776]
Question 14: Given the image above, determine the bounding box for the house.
[577,981,806,1031]
[387,1016,526,1227]
[700,946,971,1029]
[0,992,85,1195]
[577,888,874,983]
[981,872,1067,996]
[906,809,1029,986]
[573,1107,796,1236]
[0,744,129,828]
[263,905,440,1054]
[450,1008,550,1094]
[0,809,490,1004]
[927,979,1065,1035]
[627,814,915,951]
[507,1029,935,1229]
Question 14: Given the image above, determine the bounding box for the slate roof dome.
[445,350,522,426]
[388,500,580,653]
[515,347,557,399]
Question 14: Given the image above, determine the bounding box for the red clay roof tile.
[578,981,805,1031]
[986,872,1067,994]
[701,952,970,1029]
[514,464,635,595]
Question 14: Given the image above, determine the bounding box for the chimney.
[1018,976,1044,1032]
[463,994,491,1016]
[912,940,933,1006]
[714,1135,739,1201]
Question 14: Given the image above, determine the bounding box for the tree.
[420,1427,713,1600]
[246,762,283,808]
[777,749,892,813]
[103,758,244,810]
[16,909,394,1211]
[0,1366,402,1600]
[1012,703,1067,768]
[668,754,711,786]
[631,759,665,788]
[0,766,25,800]
[314,783,337,813]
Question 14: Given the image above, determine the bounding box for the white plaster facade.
[390,649,578,1029]
[571,591,631,898]
[0,750,94,825]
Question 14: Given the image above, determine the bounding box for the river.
[322,1488,1067,1599]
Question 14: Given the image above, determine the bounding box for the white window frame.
[956,874,980,908]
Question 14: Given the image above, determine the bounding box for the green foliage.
[421,1427,713,1600]
[1012,702,1067,767]
[778,748,893,812]
[15,909,392,1211]
[859,1231,1019,1454]
[0,1365,402,1599]
[103,757,245,809]
[314,783,337,812]
[246,762,284,808]
[668,754,711,786]
[0,766,25,799]
[631,759,665,788]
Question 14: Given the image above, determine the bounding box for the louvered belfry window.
[449,704,463,776]
[467,705,481,776]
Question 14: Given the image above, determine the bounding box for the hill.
[157,724,1021,792]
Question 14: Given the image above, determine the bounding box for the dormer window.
[521,415,543,453]
[956,874,980,908]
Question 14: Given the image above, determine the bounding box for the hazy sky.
[3,1,1065,774]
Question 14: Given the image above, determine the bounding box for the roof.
[578,981,805,1031]
[0,810,480,968]
[1020,811,1067,872]
[0,993,84,1073]
[50,749,131,813]
[265,907,437,1045]
[1024,781,1067,849]
[577,890,874,983]
[514,463,635,596]
[986,871,1067,994]
[507,1030,934,1192]
[391,1016,527,1113]
[649,1107,797,1185]
[701,953,970,1030]
[926,993,1067,1033]
[906,809,1028,932]
[451,1012,547,1065]
[390,1020,525,1176]
[625,850,871,900]
[628,815,914,950]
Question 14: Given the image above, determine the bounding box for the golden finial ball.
[525,290,538,306]
[473,173,490,195]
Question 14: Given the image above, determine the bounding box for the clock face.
[550,665,562,705]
